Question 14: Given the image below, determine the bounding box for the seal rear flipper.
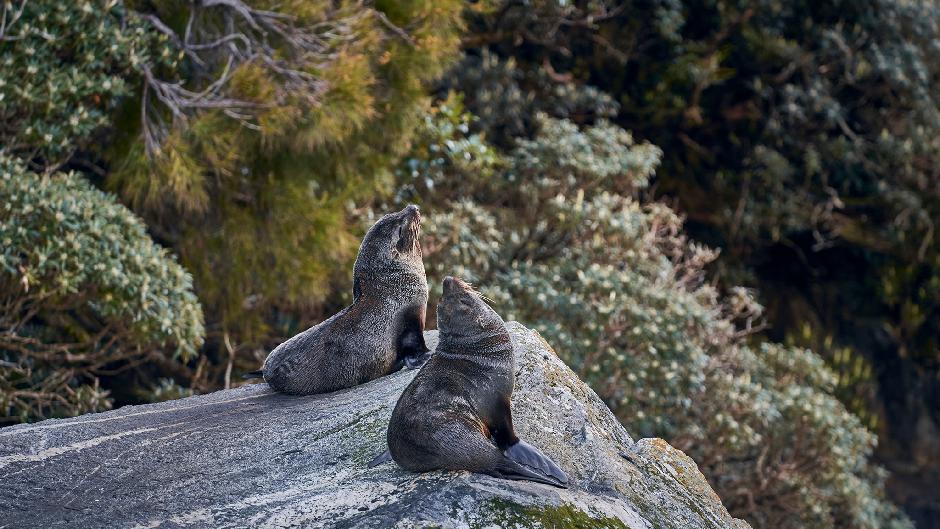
[504,440,569,486]
[489,457,569,489]
[242,369,264,380]
[368,449,393,468]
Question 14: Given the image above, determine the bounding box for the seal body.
[259,205,429,395]
[384,276,568,487]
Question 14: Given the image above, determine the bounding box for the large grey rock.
[0,322,750,529]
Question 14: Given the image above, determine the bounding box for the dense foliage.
[0,155,203,423]
[0,0,929,526]
[0,1,178,164]
[387,102,911,529]
[454,0,940,522]
[455,0,940,454]
[100,0,467,368]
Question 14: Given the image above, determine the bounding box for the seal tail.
[242,369,264,380]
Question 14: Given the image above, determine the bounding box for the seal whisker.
[465,283,496,306]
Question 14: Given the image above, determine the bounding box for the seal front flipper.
[483,396,565,484]
[490,456,569,489]
[368,449,393,468]
[504,440,569,486]
[393,304,430,372]
[403,350,432,370]
[242,369,264,380]
[392,328,431,371]
[391,349,432,372]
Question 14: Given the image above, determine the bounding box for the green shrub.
[456,3,940,492]
[0,154,203,423]
[0,1,178,165]
[390,106,911,529]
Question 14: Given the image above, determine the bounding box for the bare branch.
[0,0,29,42]
[131,0,376,158]
[373,10,415,46]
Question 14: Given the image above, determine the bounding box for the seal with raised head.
[374,276,568,488]
[246,205,430,395]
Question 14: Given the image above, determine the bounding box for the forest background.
[1,1,938,528]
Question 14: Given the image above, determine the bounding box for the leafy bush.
[0,1,178,164]
[436,50,620,146]
[390,106,911,529]
[0,154,203,423]
[456,1,940,484]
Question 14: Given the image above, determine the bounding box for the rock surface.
[0,322,750,529]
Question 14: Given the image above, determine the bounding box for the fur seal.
[246,205,430,394]
[373,276,568,488]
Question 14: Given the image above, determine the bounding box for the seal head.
[353,204,424,300]
[437,276,504,339]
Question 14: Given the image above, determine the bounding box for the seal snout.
[442,276,470,297]
[402,204,421,225]
[395,204,422,254]
[402,205,421,231]
[443,275,457,295]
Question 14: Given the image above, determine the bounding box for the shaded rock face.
[0,323,750,529]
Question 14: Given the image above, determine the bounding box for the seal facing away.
[249,205,430,395]
[376,276,568,488]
